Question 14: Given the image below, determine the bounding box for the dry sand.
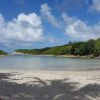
[0,69,100,84]
[0,69,100,100]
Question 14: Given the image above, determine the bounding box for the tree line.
[15,38,100,57]
[0,50,7,55]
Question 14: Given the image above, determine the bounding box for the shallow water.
[0,55,100,71]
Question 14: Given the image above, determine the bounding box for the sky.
[0,0,100,52]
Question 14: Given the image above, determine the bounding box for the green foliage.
[94,38,100,56]
[15,47,50,55]
[44,46,72,55]
[71,42,84,55]
[79,39,95,56]
[86,39,96,55]
[79,43,88,56]
[0,50,7,55]
[15,38,100,57]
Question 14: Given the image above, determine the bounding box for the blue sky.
[0,0,100,52]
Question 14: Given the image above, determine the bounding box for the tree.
[0,50,7,55]
[86,39,95,55]
[71,42,84,55]
[94,38,100,56]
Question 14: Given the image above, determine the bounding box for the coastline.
[9,53,100,59]
[56,54,100,59]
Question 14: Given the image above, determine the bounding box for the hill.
[15,38,100,57]
[0,50,7,55]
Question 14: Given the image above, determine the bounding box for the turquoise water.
[0,55,100,71]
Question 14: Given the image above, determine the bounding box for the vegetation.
[15,38,100,57]
[0,50,7,55]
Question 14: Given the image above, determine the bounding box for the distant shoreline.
[9,53,100,59]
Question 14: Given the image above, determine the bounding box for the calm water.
[0,55,100,71]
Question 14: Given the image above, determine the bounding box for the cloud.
[40,3,100,41]
[61,12,77,25]
[40,3,59,28]
[1,3,100,48]
[89,0,100,12]
[61,12,100,41]
[0,13,44,46]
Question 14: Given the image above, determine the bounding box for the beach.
[0,69,100,100]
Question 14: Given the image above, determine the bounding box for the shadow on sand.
[0,73,100,100]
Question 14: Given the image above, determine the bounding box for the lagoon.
[0,55,100,71]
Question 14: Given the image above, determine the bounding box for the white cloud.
[89,0,100,12]
[40,3,100,41]
[40,3,59,27]
[61,12,77,25]
[61,12,100,41]
[0,13,44,46]
[1,3,99,48]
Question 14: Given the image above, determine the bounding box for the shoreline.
[5,54,100,59]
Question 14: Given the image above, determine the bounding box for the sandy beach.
[0,69,100,100]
